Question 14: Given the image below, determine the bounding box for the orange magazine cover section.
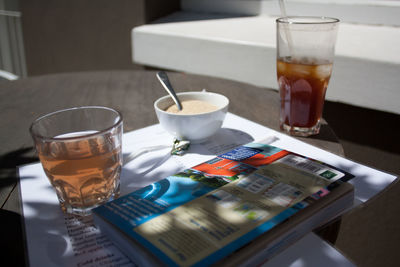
[191,144,290,183]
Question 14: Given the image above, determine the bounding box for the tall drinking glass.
[276,16,339,136]
[30,106,123,216]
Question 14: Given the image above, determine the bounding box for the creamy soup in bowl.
[154,91,229,143]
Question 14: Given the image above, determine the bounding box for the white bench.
[132,1,400,115]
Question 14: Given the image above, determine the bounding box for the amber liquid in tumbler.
[277,58,332,132]
[37,134,121,214]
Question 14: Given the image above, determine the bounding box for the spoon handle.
[156,71,183,110]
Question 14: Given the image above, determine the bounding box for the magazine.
[93,141,354,266]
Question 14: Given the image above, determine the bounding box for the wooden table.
[0,70,344,266]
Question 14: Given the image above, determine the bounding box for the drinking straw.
[278,0,294,58]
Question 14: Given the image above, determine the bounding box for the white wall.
[182,0,400,26]
[133,0,400,114]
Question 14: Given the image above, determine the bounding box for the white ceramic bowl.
[154,91,229,143]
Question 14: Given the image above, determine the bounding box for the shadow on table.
[0,147,37,189]
[21,201,74,266]
[0,147,38,267]
[290,121,341,145]
[324,101,400,155]
[0,209,28,266]
[314,122,341,143]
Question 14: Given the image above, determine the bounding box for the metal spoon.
[156,71,182,110]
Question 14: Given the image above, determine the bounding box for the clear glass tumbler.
[30,106,123,216]
[276,16,339,136]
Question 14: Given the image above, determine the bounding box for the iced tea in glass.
[276,17,339,136]
[30,106,123,216]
